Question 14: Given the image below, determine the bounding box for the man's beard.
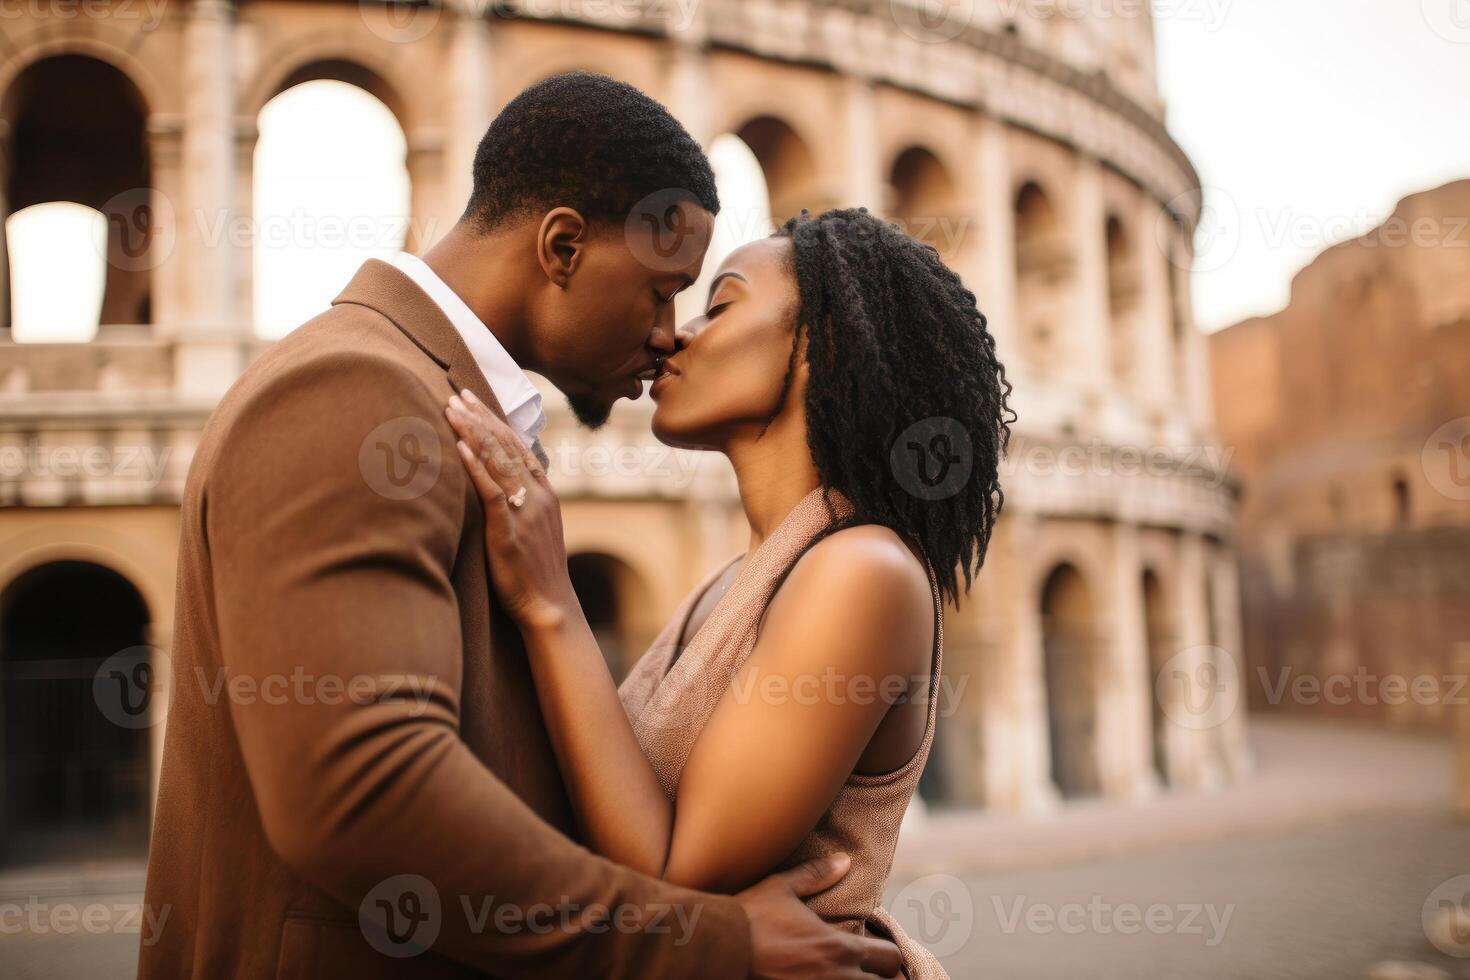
[566,392,612,430]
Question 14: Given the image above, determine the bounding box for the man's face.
[536,199,715,428]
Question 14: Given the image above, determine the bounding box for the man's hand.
[738,853,903,979]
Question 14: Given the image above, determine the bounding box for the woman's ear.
[536,207,589,290]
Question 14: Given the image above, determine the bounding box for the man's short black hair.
[465,71,720,231]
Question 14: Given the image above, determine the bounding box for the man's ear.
[536,207,589,289]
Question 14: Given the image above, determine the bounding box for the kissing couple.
[141,71,1010,979]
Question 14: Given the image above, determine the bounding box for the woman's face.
[649,237,803,450]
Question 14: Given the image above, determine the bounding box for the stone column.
[146,115,185,338]
[842,74,883,212]
[1103,521,1158,799]
[175,0,243,398]
[975,114,1019,376]
[405,131,447,254]
[0,122,10,336]
[1168,223,1213,431]
[1169,532,1226,790]
[1209,539,1253,778]
[667,6,712,148]
[444,3,495,227]
[233,116,258,333]
[1071,153,1112,397]
[1136,194,1176,413]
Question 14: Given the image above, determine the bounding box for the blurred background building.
[0,0,1246,877]
[1211,178,1470,732]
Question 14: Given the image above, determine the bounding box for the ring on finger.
[508,486,528,509]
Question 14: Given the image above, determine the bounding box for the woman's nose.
[674,317,706,351]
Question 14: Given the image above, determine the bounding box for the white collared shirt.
[389,251,546,449]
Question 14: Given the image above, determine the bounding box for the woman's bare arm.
[448,393,933,892]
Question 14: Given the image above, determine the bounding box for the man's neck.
[419,221,535,369]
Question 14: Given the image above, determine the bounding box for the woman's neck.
[724,411,821,552]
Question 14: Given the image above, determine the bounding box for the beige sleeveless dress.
[618,487,948,979]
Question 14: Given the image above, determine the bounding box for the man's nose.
[649,303,679,354]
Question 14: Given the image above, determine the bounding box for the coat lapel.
[331,258,509,425]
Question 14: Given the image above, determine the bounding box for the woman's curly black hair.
[771,208,1013,607]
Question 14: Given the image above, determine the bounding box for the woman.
[446,208,1011,977]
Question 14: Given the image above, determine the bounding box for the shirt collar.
[389,251,545,447]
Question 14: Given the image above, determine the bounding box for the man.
[139,72,902,978]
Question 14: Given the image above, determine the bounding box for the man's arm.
[207,353,749,978]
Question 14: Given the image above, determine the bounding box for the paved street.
[885,810,1470,980]
[3,718,1462,979]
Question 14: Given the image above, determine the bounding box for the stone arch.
[566,551,658,682]
[1105,212,1142,383]
[0,30,167,119]
[2,54,154,334]
[1039,561,1100,799]
[730,114,823,225]
[245,43,422,135]
[0,559,154,865]
[1014,180,1075,371]
[251,70,411,337]
[888,144,962,258]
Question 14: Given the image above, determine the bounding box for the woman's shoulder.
[770,523,936,672]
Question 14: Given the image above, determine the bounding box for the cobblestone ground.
[883,811,1470,980]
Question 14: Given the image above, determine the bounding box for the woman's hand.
[446,389,575,631]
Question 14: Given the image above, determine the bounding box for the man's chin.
[566,392,614,430]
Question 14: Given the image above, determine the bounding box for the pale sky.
[1154,0,1470,330]
[8,4,1467,340]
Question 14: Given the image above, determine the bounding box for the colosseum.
[0,0,1247,867]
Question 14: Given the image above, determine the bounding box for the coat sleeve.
[206,349,751,978]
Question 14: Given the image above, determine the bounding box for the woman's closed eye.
[704,301,731,319]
